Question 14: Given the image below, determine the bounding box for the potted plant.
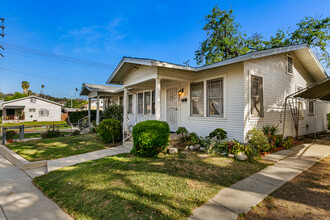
[6,130,17,143]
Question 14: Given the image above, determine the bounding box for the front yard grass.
[34,153,270,219]
[6,133,114,161]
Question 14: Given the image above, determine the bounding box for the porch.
[2,106,25,123]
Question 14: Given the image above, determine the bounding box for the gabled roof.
[80,84,123,96]
[107,44,328,84]
[2,95,63,107]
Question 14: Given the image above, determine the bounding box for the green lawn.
[34,153,270,219]
[0,132,71,139]
[2,121,68,127]
[6,133,115,161]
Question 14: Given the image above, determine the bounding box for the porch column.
[155,78,161,120]
[96,95,100,125]
[123,87,128,131]
[88,98,91,125]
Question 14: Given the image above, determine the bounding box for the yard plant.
[131,120,170,157]
[98,119,122,143]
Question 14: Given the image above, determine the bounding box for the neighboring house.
[81,99,104,111]
[1,95,63,123]
[83,44,330,142]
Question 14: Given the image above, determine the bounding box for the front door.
[166,87,178,131]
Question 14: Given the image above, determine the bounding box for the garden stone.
[193,144,200,150]
[220,152,227,156]
[185,146,189,150]
[235,152,248,161]
[169,148,178,154]
[228,154,235,158]
[189,145,195,150]
[200,147,206,151]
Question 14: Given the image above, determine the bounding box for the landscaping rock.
[189,145,195,150]
[169,147,178,154]
[220,152,227,156]
[235,152,248,161]
[192,144,200,150]
[200,147,206,151]
[197,154,209,158]
[185,146,189,150]
[228,154,235,158]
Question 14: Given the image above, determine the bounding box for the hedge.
[68,110,97,124]
[98,119,122,143]
[103,105,124,121]
[131,120,170,157]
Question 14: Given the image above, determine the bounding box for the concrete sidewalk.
[47,145,132,172]
[189,141,330,220]
[0,155,72,220]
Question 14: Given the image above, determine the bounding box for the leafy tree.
[5,92,28,101]
[196,6,330,67]
[195,7,251,65]
[21,81,30,94]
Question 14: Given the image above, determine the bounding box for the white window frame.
[249,71,264,119]
[206,78,224,117]
[137,93,144,114]
[308,100,314,116]
[128,95,133,114]
[190,81,204,116]
[296,85,304,117]
[39,108,49,117]
[29,108,36,112]
[189,73,227,119]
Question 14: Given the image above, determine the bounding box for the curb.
[0,145,46,170]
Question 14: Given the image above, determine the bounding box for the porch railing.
[77,116,89,130]
[3,115,25,120]
[122,113,151,145]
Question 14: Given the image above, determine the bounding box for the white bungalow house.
[83,44,330,142]
[1,96,63,123]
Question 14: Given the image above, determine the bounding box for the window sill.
[187,116,227,122]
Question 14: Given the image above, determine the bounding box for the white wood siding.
[123,66,157,86]
[243,53,329,140]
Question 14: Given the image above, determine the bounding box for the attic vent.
[287,56,293,74]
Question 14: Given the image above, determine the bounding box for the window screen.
[251,75,264,117]
[190,82,204,116]
[207,78,223,117]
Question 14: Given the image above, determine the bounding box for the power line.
[0,18,4,58]
[5,43,116,69]
[0,67,82,85]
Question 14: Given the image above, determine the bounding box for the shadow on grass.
[34,153,268,219]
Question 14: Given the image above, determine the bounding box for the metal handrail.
[77,116,89,130]
[122,113,151,144]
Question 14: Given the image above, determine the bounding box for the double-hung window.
[207,78,224,117]
[144,91,151,114]
[128,95,133,114]
[190,82,204,116]
[152,91,155,114]
[119,96,123,106]
[308,100,314,115]
[137,93,143,114]
[251,75,264,117]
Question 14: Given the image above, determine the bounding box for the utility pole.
[183,59,189,67]
[0,18,4,58]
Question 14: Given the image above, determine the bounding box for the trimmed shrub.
[69,110,97,124]
[131,120,170,157]
[98,119,122,143]
[188,132,200,145]
[209,128,227,140]
[41,130,61,139]
[103,105,124,122]
[6,130,17,139]
[176,127,188,135]
[246,128,270,152]
[72,130,80,136]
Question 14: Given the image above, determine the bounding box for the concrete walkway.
[47,145,132,172]
[0,155,72,220]
[189,141,330,220]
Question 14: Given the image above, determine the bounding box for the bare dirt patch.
[240,156,330,220]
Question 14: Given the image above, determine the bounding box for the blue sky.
[0,0,329,98]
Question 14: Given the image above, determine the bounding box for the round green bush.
[209,128,227,140]
[98,119,122,143]
[131,120,170,157]
[246,128,270,152]
[6,130,17,139]
[103,105,124,121]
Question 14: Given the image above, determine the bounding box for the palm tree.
[40,85,45,97]
[21,81,30,94]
